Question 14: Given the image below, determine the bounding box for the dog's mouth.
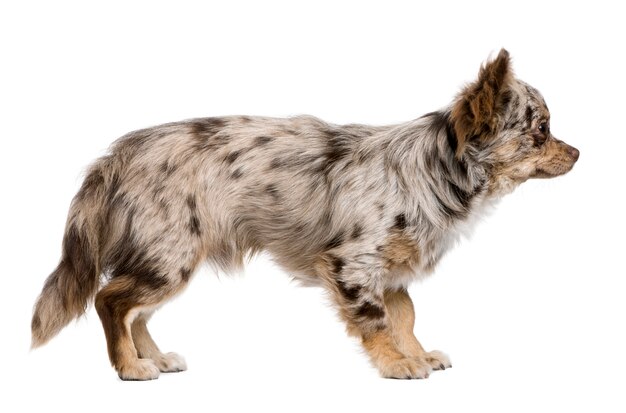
[531,169,556,179]
[532,143,579,179]
[532,164,573,179]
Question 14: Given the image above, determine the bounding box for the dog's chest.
[383,197,493,289]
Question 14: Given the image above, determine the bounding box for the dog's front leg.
[360,325,431,379]
[384,288,452,371]
[317,257,431,379]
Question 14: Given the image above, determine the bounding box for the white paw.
[154,352,187,373]
[118,359,160,381]
[425,350,452,371]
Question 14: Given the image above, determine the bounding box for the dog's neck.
[374,110,488,230]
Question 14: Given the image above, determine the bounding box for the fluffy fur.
[31,49,579,380]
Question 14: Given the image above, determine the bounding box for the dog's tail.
[31,163,112,348]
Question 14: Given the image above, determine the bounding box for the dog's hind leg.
[95,273,189,381]
[131,311,187,373]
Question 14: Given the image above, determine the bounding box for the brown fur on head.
[451,49,513,157]
[451,48,579,195]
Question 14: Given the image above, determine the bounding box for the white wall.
[1,1,624,412]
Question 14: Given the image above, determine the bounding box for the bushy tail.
[31,167,109,348]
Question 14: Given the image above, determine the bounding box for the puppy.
[31,49,579,380]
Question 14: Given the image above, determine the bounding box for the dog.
[31,49,579,380]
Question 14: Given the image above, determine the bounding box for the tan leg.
[316,255,431,379]
[95,277,161,381]
[361,328,431,379]
[95,275,189,380]
[131,313,187,373]
[384,288,452,371]
[334,289,431,379]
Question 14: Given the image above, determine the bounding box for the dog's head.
[451,49,579,196]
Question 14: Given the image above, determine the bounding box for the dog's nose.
[568,146,580,161]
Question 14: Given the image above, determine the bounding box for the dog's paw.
[379,357,432,379]
[424,350,452,371]
[153,352,187,373]
[118,359,161,381]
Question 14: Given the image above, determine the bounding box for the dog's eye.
[533,121,549,146]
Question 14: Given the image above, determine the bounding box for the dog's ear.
[451,49,513,157]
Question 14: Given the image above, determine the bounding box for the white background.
[1,1,624,412]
